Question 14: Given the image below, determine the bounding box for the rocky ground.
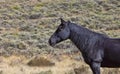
[0,0,120,74]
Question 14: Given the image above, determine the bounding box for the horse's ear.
[67,20,70,25]
[60,18,66,23]
[67,20,70,23]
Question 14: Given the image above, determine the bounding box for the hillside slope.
[0,0,120,74]
[0,0,119,56]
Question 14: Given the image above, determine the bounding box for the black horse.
[49,18,120,74]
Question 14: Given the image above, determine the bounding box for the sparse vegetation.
[0,0,119,74]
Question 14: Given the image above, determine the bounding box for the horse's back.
[102,38,120,67]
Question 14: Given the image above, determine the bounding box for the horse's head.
[49,18,70,46]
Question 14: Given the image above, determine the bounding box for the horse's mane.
[69,22,108,38]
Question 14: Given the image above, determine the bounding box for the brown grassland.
[0,0,120,74]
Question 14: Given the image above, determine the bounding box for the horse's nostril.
[49,39,51,45]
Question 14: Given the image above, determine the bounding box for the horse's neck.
[69,24,90,52]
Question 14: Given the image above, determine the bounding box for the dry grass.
[0,54,120,74]
[0,0,119,74]
[0,54,84,74]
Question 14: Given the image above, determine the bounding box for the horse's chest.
[82,54,92,64]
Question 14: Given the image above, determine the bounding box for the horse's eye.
[59,26,64,31]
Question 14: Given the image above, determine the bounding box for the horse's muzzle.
[49,39,56,47]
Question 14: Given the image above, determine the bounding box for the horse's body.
[102,38,120,67]
[69,23,120,67]
[49,19,120,74]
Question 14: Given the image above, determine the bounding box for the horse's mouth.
[49,42,56,47]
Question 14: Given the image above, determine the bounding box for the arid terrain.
[0,0,120,74]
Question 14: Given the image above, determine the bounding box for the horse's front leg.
[90,62,101,74]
